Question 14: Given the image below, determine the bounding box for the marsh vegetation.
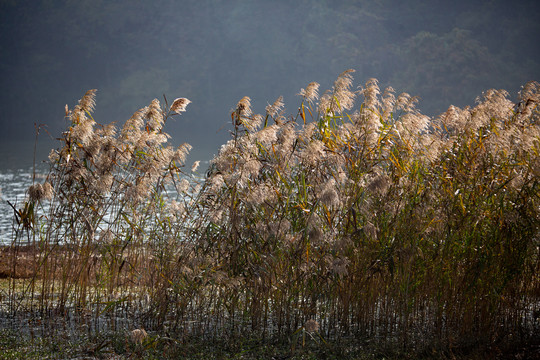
[1,71,539,358]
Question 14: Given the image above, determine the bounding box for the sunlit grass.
[2,71,539,357]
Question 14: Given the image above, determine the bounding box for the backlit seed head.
[170,97,191,114]
[130,328,148,344]
[304,319,319,333]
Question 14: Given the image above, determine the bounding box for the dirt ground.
[0,245,41,278]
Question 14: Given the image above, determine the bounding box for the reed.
[3,72,539,356]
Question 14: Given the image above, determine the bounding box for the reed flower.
[236,96,252,117]
[298,82,320,103]
[330,256,349,277]
[246,182,275,206]
[275,123,297,166]
[177,178,190,193]
[174,143,192,165]
[266,96,284,117]
[308,226,323,245]
[334,69,356,110]
[243,158,262,178]
[71,117,95,146]
[121,109,145,144]
[170,97,191,114]
[146,99,164,132]
[254,124,279,147]
[304,319,319,333]
[398,112,430,137]
[169,200,186,220]
[319,69,355,114]
[301,139,325,166]
[361,78,381,110]
[395,92,418,113]
[367,172,390,195]
[319,178,341,208]
[234,96,264,131]
[48,149,59,163]
[77,89,97,113]
[130,328,148,344]
[380,87,396,121]
[208,173,225,194]
[439,105,470,135]
[28,184,44,202]
[125,177,151,204]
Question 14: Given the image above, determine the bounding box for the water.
[0,139,54,245]
[0,167,46,245]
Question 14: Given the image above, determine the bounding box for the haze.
[1,0,539,167]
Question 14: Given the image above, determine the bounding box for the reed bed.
[3,71,539,356]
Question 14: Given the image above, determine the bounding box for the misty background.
[1,0,539,169]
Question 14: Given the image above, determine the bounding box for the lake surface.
[0,139,55,245]
[0,167,47,245]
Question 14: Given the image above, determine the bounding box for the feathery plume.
[42,182,54,201]
[170,97,191,114]
[332,69,355,112]
[318,70,356,114]
[78,89,97,113]
[380,86,396,122]
[298,82,320,103]
[301,139,325,166]
[236,96,252,117]
[243,158,262,177]
[246,182,275,206]
[319,178,341,208]
[330,257,349,277]
[48,149,59,163]
[130,329,148,344]
[399,113,429,135]
[177,178,190,193]
[28,182,53,202]
[254,124,279,147]
[208,173,225,194]
[121,109,145,143]
[146,99,163,132]
[28,184,44,202]
[367,171,390,195]
[266,96,284,117]
[361,78,381,110]
[304,319,320,333]
[174,143,192,165]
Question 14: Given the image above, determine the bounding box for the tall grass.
[4,71,539,354]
